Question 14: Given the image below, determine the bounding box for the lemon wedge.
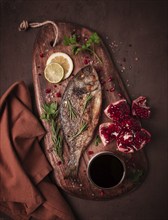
[46,52,73,79]
[44,63,64,83]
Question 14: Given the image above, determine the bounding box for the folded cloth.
[0,81,75,220]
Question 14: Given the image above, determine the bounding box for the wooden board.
[32,22,148,200]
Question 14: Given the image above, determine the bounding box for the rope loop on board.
[18,20,58,47]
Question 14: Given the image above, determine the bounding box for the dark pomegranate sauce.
[88,152,125,188]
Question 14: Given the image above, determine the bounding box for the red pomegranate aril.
[110,87,115,92]
[88,150,94,155]
[108,77,113,82]
[40,52,44,58]
[84,59,90,65]
[45,88,51,94]
[56,92,61,97]
[38,73,42,76]
[57,161,62,166]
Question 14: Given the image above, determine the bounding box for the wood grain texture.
[32,22,148,200]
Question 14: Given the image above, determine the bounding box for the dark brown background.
[0,0,167,220]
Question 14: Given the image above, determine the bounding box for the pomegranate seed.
[54,85,57,88]
[56,92,61,97]
[38,73,42,76]
[40,52,44,58]
[110,87,115,92]
[100,190,105,196]
[118,93,123,98]
[88,150,94,155]
[57,161,62,166]
[84,58,90,65]
[108,77,113,82]
[37,65,40,68]
[45,88,51,94]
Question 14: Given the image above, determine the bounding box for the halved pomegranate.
[132,96,151,119]
[104,99,130,122]
[133,128,151,150]
[116,128,151,153]
[99,122,121,146]
[121,116,141,132]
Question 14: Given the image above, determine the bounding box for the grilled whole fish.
[60,65,102,178]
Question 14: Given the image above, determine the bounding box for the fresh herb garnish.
[41,102,64,162]
[67,99,77,119]
[82,93,93,114]
[94,134,101,146]
[41,102,58,121]
[63,32,102,64]
[70,122,88,141]
[129,169,144,183]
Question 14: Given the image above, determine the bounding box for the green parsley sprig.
[63,32,102,64]
[41,102,64,162]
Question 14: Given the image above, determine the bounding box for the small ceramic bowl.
[87,151,126,189]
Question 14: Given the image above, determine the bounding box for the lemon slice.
[46,52,73,79]
[44,63,64,83]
